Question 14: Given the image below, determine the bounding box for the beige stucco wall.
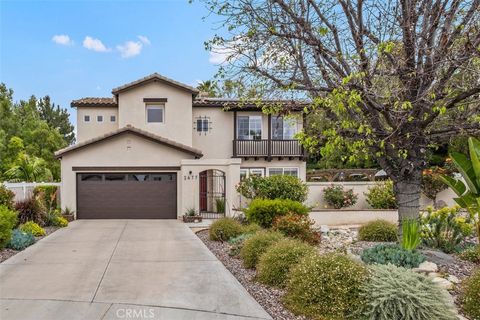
[76,107,119,142]
[59,132,197,217]
[306,181,458,210]
[117,81,193,146]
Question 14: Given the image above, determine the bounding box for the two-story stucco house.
[55,73,307,219]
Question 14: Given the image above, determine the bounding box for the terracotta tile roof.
[192,98,309,111]
[112,73,199,95]
[71,97,117,108]
[55,125,203,158]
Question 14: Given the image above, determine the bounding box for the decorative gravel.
[0,226,60,263]
[196,230,307,320]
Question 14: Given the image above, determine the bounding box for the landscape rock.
[447,275,460,284]
[432,277,453,290]
[414,261,439,273]
[320,225,330,234]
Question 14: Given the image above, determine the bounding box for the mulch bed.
[0,226,60,263]
[196,230,307,320]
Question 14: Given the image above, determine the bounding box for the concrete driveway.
[0,220,271,320]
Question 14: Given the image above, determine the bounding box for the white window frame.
[84,115,90,123]
[240,168,265,180]
[237,115,262,140]
[97,115,103,123]
[267,167,299,177]
[110,115,116,122]
[146,104,165,124]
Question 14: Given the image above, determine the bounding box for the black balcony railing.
[233,139,303,157]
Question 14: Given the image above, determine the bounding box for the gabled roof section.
[71,97,117,108]
[55,125,203,158]
[111,73,199,95]
[192,98,309,111]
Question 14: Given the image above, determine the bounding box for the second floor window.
[272,116,298,140]
[146,105,164,123]
[84,115,90,122]
[110,115,116,122]
[97,115,103,122]
[237,116,262,140]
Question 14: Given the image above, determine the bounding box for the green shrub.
[0,184,15,210]
[20,221,46,237]
[241,223,262,234]
[284,253,368,319]
[33,185,58,211]
[8,229,35,250]
[358,220,398,242]
[272,213,321,244]
[360,264,457,320]
[323,185,358,209]
[15,197,45,225]
[421,206,473,253]
[257,238,315,287]
[0,205,18,248]
[209,218,243,241]
[365,180,397,209]
[45,210,68,227]
[236,175,308,202]
[240,231,284,268]
[361,244,426,268]
[244,198,309,228]
[460,269,480,320]
[459,244,480,264]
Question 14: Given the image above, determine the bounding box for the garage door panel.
[77,173,177,219]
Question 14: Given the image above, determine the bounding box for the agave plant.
[440,137,480,243]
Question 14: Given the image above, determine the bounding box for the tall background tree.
[0,84,73,181]
[202,0,480,226]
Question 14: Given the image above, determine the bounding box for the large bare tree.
[203,0,480,226]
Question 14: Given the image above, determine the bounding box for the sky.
[0,0,225,126]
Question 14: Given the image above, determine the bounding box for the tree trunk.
[394,168,423,237]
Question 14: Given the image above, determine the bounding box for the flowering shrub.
[0,185,15,210]
[240,231,284,268]
[284,253,368,319]
[20,221,46,237]
[323,185,358,209]
[459,244,480,263]
[209,218,244,241]
[257,238,315,287]
[420,206,473,253]
[236,175,308,202]
[365,180,397,209]
[244,198,309,228]
[358,220,398,242]
[272,213,321,244]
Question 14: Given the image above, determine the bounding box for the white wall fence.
[306,181,457,210]
[2,182,61,203]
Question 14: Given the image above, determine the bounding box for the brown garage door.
[77,172,177,219]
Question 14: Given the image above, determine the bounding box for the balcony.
[233,139,304,158]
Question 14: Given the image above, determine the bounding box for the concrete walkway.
[0,220,271,320]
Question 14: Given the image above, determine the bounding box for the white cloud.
[209,45,234,65]
[117,40,143,58]
[137,35,151,45]
[52,34,73,46]
[83,36,110,52]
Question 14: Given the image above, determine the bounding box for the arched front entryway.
[199,169,226,218]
